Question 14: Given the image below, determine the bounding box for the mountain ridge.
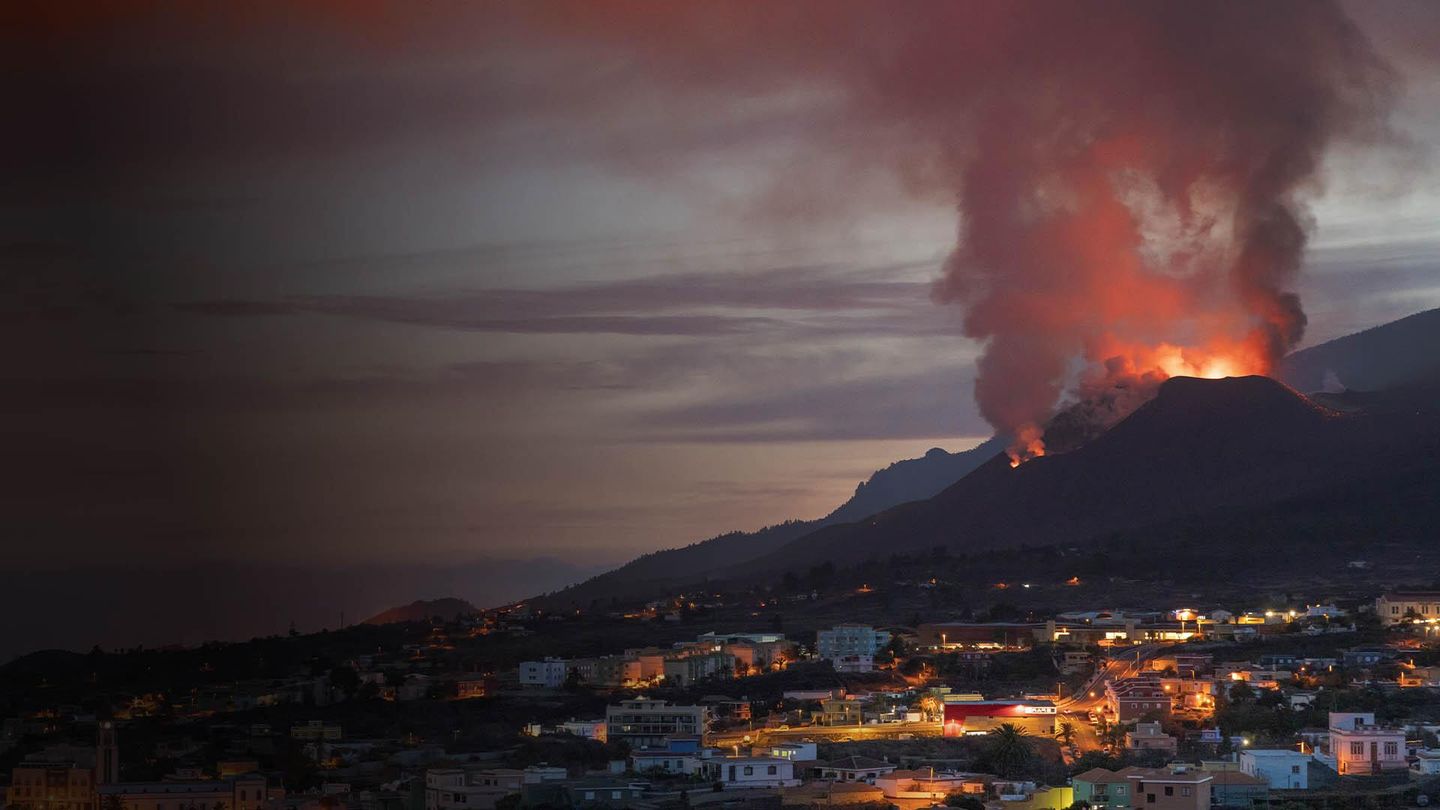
[531,436,1005,609]
[723,374,1440,579]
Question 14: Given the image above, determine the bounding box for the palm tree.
[1057,721,1077,753]
[985,723,1035,778]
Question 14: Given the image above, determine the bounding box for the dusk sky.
[5,2,1440,650]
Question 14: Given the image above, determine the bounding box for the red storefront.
[941,699,1057,737]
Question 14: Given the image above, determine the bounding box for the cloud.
[637,364,985,442]
[174,260,949,338]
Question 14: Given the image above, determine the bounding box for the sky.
[3,1,1440,654]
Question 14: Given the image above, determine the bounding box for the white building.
[761,742,817,761]
[699,756,799,789]
[1375,591,1440,625]
[605,698,708,749]
[1412,750,1440,778]
[1323,713,1407,776]
[518,658,568,689]
[558,719,606,741]
[816,625,890,673]
[1240,750,1311,789]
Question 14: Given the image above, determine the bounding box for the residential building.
[1341,647,1394,668]
[1059,651,1093,675]
[817,698,862,727]
[812,755,894,783]
[999,785,1073,810]
[726,640,793,673]
[424,769,522,810]
[873,770,983,800]
[1326,713,1406,776]
[1105,676,1171,723]
[455,678,488,700]
[1160,678,1216,714]
[699,756,799,789]
[569,656,640,688]
[1072,767,1143,809]
[604,698,707,749]
[1239,750,1310,789]
[1126,722,1178,756]
[762,742,816,762]
[517,658,568,689]
[622,648,668,682]
[1126,766,1211,809]
[96,777,273,810]
[1375,591,1440,625]
[521,779,642,808]
[1411,749,1440,778]
[816,625,889,672]
[661,651,732,687]
[1203,770,1268,807]
[558,719,606,742]
[629,738,706,776]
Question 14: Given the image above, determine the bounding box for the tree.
[945,794,984,810]
[984,723,1036,778]
[1228,680,1256,703]
[1057,721,1077,752]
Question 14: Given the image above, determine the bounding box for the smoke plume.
[500,1,1396,462]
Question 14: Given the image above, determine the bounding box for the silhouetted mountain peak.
[1143,374,1327,423]
[363,597,476,625]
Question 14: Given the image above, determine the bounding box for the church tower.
[96,720,119,786]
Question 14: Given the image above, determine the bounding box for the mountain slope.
[532,437,1005,608]
[1281,306,1440,393]
[364,598,476,625]
[732,375,1440,576]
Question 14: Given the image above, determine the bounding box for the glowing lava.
[1005,333,1274,468]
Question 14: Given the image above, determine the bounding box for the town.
[4,588,1440,810]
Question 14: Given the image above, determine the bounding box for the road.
[1057,643,1165,713]
[709,720,943,748]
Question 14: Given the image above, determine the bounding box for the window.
[1164,786,1174,797]
[1291,765,1301,774]
[1385,742,1399,757]
[767,766,777,775]
[1181,787,1192,797]
[611,791,621,799]
[743,766,754,776]
[1351,742,1364,756]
